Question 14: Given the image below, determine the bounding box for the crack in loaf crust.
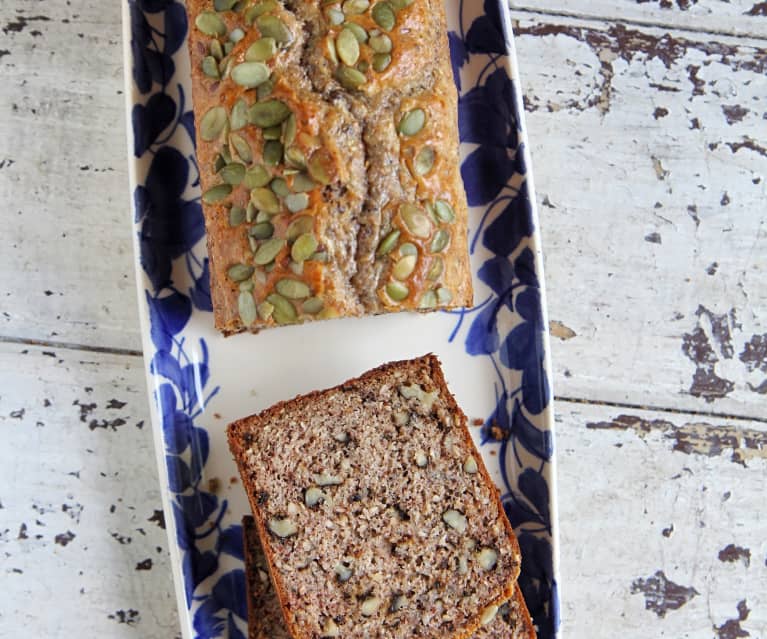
[186,0,472,334]
[228,355,521,639]
[242,517,536,639]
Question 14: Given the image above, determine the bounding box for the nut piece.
[463,455,478,474]
[321,618,340,637]
[334,561,353,582]
[389,594,407,612]
[480,604,499,625]
[477,547,498,571]
[268,517,298,538]
[442,509,467,533]
[415,451,428,467]
[397,384,438,411]
[313,472,342,486]
[360,596,382,616]
[457,554,468,575]
[333,431,350,443]
[304,486,325,507]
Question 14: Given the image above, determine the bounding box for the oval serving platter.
[121,0,560,636]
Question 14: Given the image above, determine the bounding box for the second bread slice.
[228,355,520,639]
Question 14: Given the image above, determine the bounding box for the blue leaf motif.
[190,257,213,311]
[482,391,511,443]
[483,180,534,257]
[465,0,507,54]
[212,570,248,620]
[193,548,219,590]
[179,491,218,529]
[518,468,550,529]
[461,145,514,206]
[132,92,176,157]
[515,287,543,329]
[146,289,192,351]
[448,31,467,91]
[144,45,176,87]
[167,454,192,492]
[217,524,245,561]
[522,359,550,415]
[228,612,247,639]
[458,69,517,149]
[189,426,210,484]
[511,399,553,460]
[465,302,500,356]
[163,2,188,55]
[517,532,555,639]
[150,349,183,389]
[499,320,536,371]
[134,185,151,223]
[477,255,515,301]
[192,596,225,638]
[173,501,192,552]
[129,2,153,94]
[503,492,542,529]
[182,361,210,413]
[513,247,538,288]
[139,0,174,12]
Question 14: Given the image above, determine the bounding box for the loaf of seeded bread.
[186,0,472,333]
[242,516,536,638]
[228,355,520,639]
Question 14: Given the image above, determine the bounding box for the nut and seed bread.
[228,355,520,639]
[186,0,472,334]
[242,516,536,639]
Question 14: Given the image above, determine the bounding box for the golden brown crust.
[227,355,520,639]
[186,0,472,334]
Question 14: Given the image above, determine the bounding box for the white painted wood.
[555,399,767,638]
[0,343,179,637]
[0,1,142,352]
[514,14,767,418]
[510,0,767,39]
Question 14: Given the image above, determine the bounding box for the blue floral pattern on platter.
[125,0,559,637]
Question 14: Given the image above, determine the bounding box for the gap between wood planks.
[1,333,764,426]
[509,5,767,41]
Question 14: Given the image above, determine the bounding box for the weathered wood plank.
[0,1,142,352]
[0,343,178,637]
[513,14,767,418]
[511,0,767,40]
[554,399,767,638]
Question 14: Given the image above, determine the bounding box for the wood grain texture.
[0,1,142,352]
[0,343,178,637]
[513,14,767,418]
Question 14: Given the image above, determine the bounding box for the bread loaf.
[228,355,520,639]
[186,0,472,333]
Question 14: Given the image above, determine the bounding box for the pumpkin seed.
[289,260,304,276]
[258,126,278,141]
[397,108,425,136]
[223,41,235,55]
[210,38,224,60]
[292,172,316,192]
[336,65,367,90]
[239,280,254,292]
[246,202,257,222]
[214,0,238,10]
[372,2,395,30]
[286,216,313,240]
[256,15,292,44]
[255,209,270,223]
[436,287,452,304]
[480,605,499,626]
[229,27,245,42]
[357,60,369,72]
[244,164,271,188]
[228,263,254,281]
[249,221,274,239]
[213,153,226,173]
[372,53,391,72]
[248,236,258,252]
[266,293,298,323]
[249,100,292,127]
[386,281,409,301]
[283,113,297,147]
[434,199,455,223]
[326,36,339,64]
[414,147,435,175]
[250,187,281,213]
[430,228,450,253]
[220,162,245,185]
[426,256,443,280]
[376,229,400,256]
[220,143,232,164]
[369,33,392,53]
[392,254,416,280]
[291,232,318,261]
[246,0,276,23]
[238,291,257,326]
[399,242,417,256]
[418,289,437,309]
[360,597,381,616]
[202,183,232,203]
[400,203,432,238]
[230,133,252,164]
[263,139,284,166]
[230,99,248,130]
[303,296,324,314]
[254,238,285,264]
[218,56,233,78]
[200,106,228,141]
[285,192,310,213]
[389,0,414,9]
[442,509,467,533]
[229,205,246,226]
[336,28,360,66]
[196,11,226,36]
[257,79,274,100]
[343,0,369,14]
[246,37,277,61]
[343,21,368,42]
[307,151,331,184]
[286,148,306,170]
[202,56,220,78]
[276,278,310,299]
[326,8,344,25]
[257,300,274,319]
[270,177,289,197]
[312,251,329,262]
[232,61,270,87]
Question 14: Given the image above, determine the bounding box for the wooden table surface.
[1,0,765,637]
